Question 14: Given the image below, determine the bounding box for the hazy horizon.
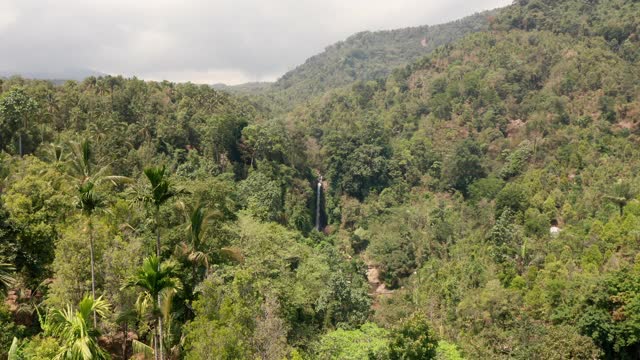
[0,0,510,85]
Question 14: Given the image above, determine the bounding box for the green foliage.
[316,265,372,329]
[388,313,438,360]
[313,322,389,360]
[0,87,39,155]
[468,177,504,202]
[123,256,180,311]
[577,266,640,358]
[500,142,533,180]
[238,171,283,222]
[323,117,391,200]
[0,304,24,358]
[1,0,640,358]
[0,263,15,296]
[524,207,549,237]
[263,12,494,108]
[443,139,486,196]
[435,341,463,360]
[2,157,72,285]
[512,324,602,360]
[143,166,181,210]
[183,270,261,360]
[46,217,119,308]
[21,337,60,360]
[44,295,111,360]
[495,183,529,216]
[8,337,18,360]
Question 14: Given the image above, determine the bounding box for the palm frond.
[8,337,19,360]
[143,165,189,208]
[0,263,16,295]
[115,308,138,325]
[99,174,133,186]
[45,295,111,360]
[76,181,105,215]
[188,251,209,269]
[188,205,206,245]
[68,138,131,186]
[77,295,110,323]
[220,247,245,264]
[123,256,181,310]
[132,339,155,359]
[160,289,176,322]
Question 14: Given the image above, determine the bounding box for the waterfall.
[316,176,323,230]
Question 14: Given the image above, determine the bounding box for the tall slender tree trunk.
[619,203,624,217]
[155,208,161,260]
[122,322,129,360]
[89,217,97,328]
[158,305,164,360]
[20,115,28,157]
[155,208,164,360]
[154,319,160,360]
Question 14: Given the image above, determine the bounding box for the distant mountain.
[0,68,106,82]
[265,10,497,106]
[211,82,273,94]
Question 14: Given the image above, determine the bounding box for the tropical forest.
[1,0,640,359]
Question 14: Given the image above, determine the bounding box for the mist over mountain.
[0,68,106,82]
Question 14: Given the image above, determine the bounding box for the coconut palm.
[122,256,180,360]
[44,295,111,360]
[68,138,129,186]
[177,203,243,271]
[0,263,15,296]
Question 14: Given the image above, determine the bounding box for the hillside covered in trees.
[221,11,495,110]
[1,0,640,359]
[269,11,495,105]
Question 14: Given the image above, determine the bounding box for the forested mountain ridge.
[222,10,496,111]
[280,0,640,358]
[1,0,640,359]
[269,11,495,105]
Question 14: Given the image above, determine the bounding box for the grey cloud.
[0,0,511,84]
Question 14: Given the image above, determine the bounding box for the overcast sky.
[0,0,511,85]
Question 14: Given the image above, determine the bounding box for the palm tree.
[77,181,103,328]
[115,308,142,360]
[69,138,129,186]
[0,263,15,296]
[68,138,129,327]
[122,256,180,360]
[44,295,111,360]
[135,166,181,360]
[181,205,210,272]
[605,179,635,216]
[43,142,67,169]
[142,166,180,261]
[174,205,210,321]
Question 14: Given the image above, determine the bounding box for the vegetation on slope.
[271,11,495,105]
[0,0,640,359]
